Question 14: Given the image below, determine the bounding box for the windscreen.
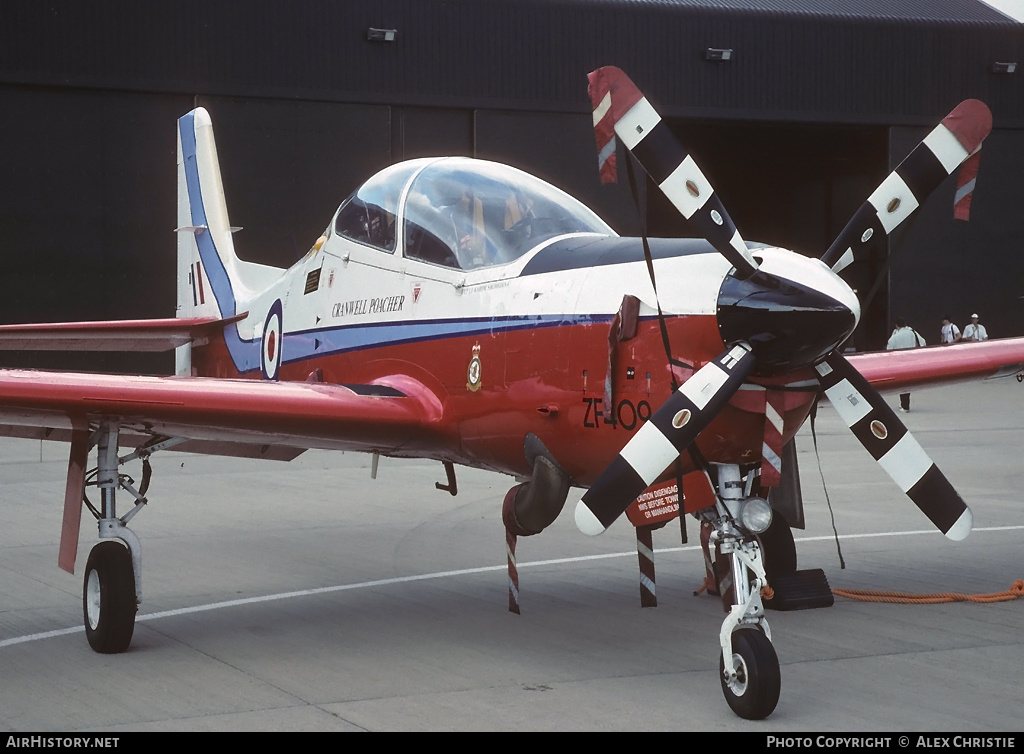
[402,159,614,270]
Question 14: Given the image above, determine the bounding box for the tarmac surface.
[1,376,1023,732]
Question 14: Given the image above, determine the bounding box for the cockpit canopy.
[333,157,615,269]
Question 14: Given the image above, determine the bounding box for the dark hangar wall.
[3,1,1021,122]
[886,126,1024,345]
[1,0,1023,373]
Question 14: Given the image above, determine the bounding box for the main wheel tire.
[757,512,797,581]
[83,541,137,654]
[719,627,781,720]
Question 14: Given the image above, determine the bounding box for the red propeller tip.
[942,99,992,153]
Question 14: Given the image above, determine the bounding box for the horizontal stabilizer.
[0,314,245,352]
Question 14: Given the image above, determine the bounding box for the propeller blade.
[814,352,972,540]
[588,66,759,279]
[821,99,991,274]
[576,342,756,535]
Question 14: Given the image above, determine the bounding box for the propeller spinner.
[577,66,980,540]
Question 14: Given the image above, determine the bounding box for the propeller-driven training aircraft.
[2,67,1023,720]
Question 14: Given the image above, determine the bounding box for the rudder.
[175,107,282,375]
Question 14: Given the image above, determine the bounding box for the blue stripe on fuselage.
[281,313,613,365]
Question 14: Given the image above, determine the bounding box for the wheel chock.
[764,568,834,611]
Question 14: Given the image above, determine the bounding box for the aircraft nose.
[717,267,858,377]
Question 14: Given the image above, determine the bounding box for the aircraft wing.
[0,316,245,351]
[848,337,1024,393]
[0,369,448,460]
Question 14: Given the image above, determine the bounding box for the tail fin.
[175,107,282,374]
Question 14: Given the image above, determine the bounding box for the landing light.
[738,496,773,534]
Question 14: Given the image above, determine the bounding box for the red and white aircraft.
[1,67,1021,719]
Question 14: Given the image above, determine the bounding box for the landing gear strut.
[81,422,142,653]
[79,422,183,653]
[702,464,782,720]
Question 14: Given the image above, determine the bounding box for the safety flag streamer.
[588,67,643,184]
[954,149,981,221]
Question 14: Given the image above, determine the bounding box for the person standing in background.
[941,315,961,344]
[887,318,925,412]
[962,313,988,342]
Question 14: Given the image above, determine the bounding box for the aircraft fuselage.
[189,232,857,488]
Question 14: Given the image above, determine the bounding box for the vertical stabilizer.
[177,108,240,322]
[175,108,283,375]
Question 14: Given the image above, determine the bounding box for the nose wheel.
[720,626,781,720]
[83,540,137,653]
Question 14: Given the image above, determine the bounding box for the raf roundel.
[261,300,284,381]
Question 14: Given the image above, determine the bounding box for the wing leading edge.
[849,337,1024,393]
[0,370,448,457]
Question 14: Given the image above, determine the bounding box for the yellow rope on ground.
[832,579,1024,604]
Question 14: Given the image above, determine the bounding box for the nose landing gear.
[702,464,782,719]
[720,626,781,720]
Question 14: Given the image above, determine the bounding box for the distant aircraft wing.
[0,316,245,351]
[849,337,1024,393]
[0,370,448,460]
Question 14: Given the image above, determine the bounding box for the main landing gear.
[701,464,781,720]
[79,421,183,653]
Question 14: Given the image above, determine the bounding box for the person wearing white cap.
[962,313,988,342]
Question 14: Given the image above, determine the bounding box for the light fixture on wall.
[705,48,733,62]
[991,61,1016,74]
[367,28,397,43]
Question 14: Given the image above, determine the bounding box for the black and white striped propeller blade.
[576,342,756,535]
[821,100,991,275]
[814,352,972,540]
[588,66,759,279]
